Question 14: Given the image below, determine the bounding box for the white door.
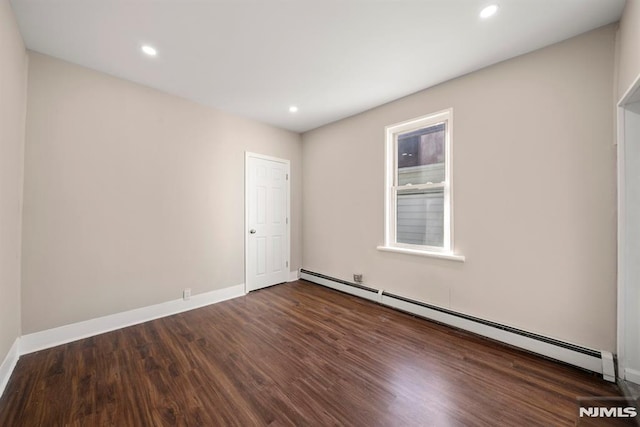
[246,153,290,292]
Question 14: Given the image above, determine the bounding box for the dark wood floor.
[0,281,635,426]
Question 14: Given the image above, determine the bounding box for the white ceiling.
[11,0,626,133]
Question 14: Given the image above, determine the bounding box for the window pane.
[396,189,444,247]
[397,122,445,186]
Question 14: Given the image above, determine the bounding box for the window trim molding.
[376,245,465,261]
[381,108,463,260]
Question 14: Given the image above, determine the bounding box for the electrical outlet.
[183,288,191,301]
[353,274,363,283]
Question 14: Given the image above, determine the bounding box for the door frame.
[244,151,291,294]
[617,72,640,382]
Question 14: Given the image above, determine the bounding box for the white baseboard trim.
[20,284,245,355]
[0,338,20,399]
[301,270,380,303]
[625,368,640,385]
[601,351,616,382]
[300,269,612,380]
[288,269,300,282]
[380,294,604,375]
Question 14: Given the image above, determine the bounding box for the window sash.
[394,182,445,192]
[391,186,450,252]
[395,188,445,248]
[395,121,446,187]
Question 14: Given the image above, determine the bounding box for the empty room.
[1,0,640,425]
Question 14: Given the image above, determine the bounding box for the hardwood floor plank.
[0,281,635,426]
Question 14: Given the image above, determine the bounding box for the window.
[379,109,463,261]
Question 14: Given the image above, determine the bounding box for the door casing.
[617,73,640,384]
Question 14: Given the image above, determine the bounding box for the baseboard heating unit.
[299,269,615,382]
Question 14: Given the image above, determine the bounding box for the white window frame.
[378,108,464,262]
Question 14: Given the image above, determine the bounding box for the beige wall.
[22,52,302,334]
[302,25,617,352]
[617,0,640,99]
[0,0,27,362]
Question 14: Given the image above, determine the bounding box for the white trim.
[380,294,603,375]
[244,152,290,164]
[300,270,607,378]
[383,123,394,245]
[383,108,457,255]
[377,245,465,262]
[616,72,640,379]
[617,73,640,107]
[244,152,291,293]
[0,338,20,399]
[301,272,379,303]
[625,368,640,385]
[288,270,299,282]
[617,106,627,378]
[601,351,616,382]
[20,284,244,355]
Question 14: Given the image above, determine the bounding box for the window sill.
[376,246,465,262]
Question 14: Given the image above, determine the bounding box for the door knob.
[249,229,256,234]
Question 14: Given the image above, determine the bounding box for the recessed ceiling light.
[141,45,157,56]
[480,4,499,19]
[289,106,299,113]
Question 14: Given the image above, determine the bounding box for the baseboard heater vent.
[299,269,615,381]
